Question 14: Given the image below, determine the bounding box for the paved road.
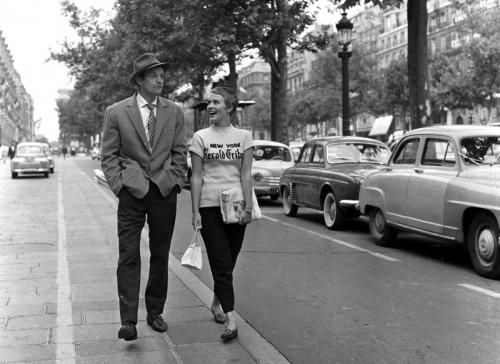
[74,157,500,364]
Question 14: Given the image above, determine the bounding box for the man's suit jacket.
[101,94,187,199]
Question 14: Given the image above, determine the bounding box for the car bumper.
[12,168,49,174]
[339,199,360,211]
[254,185,280,196]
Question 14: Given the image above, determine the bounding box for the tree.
[290,47,342,131]
[288,39,386,135]
[459,4,500,121]
[406,0,431,128]
[333,0,430,129]
[380,55,410,128]
[428,3,500,124]
[429,54,474,111]
[183,0,319,143]
[244,87,272,132]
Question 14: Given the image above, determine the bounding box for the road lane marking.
[263,215,280,222]
[278,220,400,262]
[56,173,76,362]
[458,283,500,298]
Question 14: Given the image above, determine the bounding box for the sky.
[0,0,337,143]
[0,0,115,142]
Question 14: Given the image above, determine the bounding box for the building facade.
[238,59,271,99]
[0,30,33,146]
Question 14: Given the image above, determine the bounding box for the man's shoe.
[118,322,137,341]
[146,314,168,332]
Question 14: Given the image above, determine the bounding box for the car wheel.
[323,191,344,230]
[369,208,397,246]
[11,172,17,179]
[282,186,298,217]
[270,194,279,201]
[44,172,49,178]
[468,213,500,278]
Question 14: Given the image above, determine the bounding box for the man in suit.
[101,53,187,341]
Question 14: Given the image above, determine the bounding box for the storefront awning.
[369,115,393,136]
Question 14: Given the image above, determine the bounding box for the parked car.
[359,125,500,278]
[280,136,390,229]
[289,141,304,162]
[252,140,294,200]
[42,143,55,173]
[91,146,101,160]
[10,142,50,178]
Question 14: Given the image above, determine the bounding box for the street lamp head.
[336,12,353,46]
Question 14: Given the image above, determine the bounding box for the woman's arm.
[190,152,203,229]
[239,148,254,225]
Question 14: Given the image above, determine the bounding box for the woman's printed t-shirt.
[189,124,253,207]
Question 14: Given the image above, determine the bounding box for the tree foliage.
[287,41,395,132]
[460,5,500,114]
[52,0,322,144]
[429,4,500,122]
[333,0,430,129]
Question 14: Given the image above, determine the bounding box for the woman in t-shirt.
[189,85,254,342]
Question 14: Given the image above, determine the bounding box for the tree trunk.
[407,0,431,129]
[227,52,239,126]
[270,0,289,144]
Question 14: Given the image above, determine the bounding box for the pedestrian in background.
[7,145,15,160]
[1,146,7,164]
[189,85,254,342]
[61,146,68,159]
[101,53,187,341]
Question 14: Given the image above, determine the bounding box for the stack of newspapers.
[219,187,261,223]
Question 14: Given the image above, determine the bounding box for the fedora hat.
[129,53,168,85]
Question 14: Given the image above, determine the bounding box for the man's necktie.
[146,104,156,147]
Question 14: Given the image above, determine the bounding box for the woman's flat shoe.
[221,328,238,342]
[211,307,226,324]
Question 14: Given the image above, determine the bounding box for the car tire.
[468,213,500,279]
[282,186,298,217]
[44,172,49,178]
[11,172,17,179]
[323,191,344,230]
[369,208,397,246]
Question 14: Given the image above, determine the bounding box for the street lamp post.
[336,13,353,137]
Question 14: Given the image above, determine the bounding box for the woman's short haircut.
[211,86,238,115]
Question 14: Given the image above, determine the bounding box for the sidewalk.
[0,158,288,364]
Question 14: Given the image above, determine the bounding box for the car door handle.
[414,168,424,174]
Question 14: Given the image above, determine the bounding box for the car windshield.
[17,145,43,155]
[327,143,390,164]
[254,145,292,162]
[460,136,500,165]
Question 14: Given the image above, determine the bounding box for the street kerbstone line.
[83,171,288,363]
[56,171,76,363]
[161,333,183,364]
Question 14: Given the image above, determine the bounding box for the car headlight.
[253,172,263,182]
